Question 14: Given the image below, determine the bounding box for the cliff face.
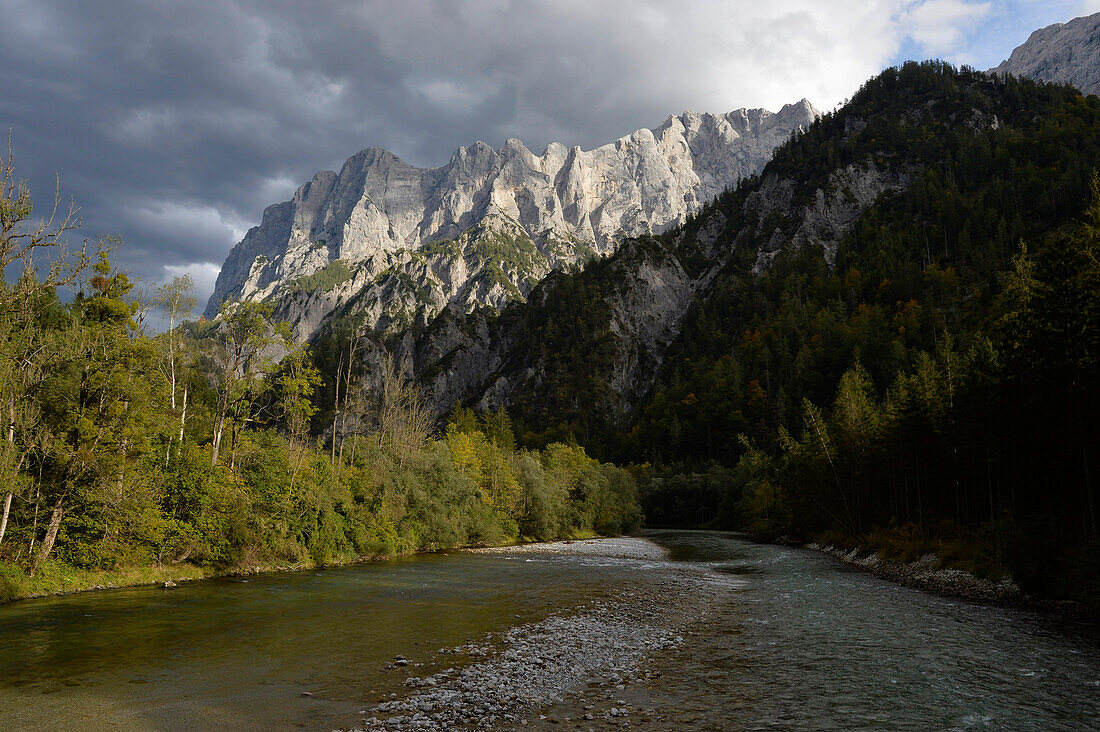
[389,63,1047,426]
[992,12,1100,95]
[205,102,818,341]
[394,159,906,421]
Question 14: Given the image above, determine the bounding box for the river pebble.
[808,544,1021,602]
[466,537,668,561]
[354,540,723,731]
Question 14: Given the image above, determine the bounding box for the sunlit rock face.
[205,101,818,342]
[403,158,910,420]
[992,12,1100,96]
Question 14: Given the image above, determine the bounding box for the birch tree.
[156,276,196,463]
[208,301,288,467]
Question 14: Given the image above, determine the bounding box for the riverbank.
[357,537,725,731]
[806,542,1094,618]
[0,559,213,604]
[0,553,420,604]
[0,533,613,605]
[467,536,667,561]
[807,543,1021,602]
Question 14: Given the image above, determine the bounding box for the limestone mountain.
[205,102,818,340]
[992,11,1100,95]
[347,62,1100,442]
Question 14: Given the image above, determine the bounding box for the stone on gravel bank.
[354,544,724,731]
[809,543,1021,603]
[466,537,668,561]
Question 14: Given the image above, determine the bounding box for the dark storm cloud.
[4,2,430,288]
[0,0,1057,313]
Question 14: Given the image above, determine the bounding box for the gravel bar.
[355,539,724,731]
[465,537,669,561]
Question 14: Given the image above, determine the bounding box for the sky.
[2,0,1098,319]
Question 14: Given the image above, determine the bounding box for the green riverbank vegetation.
[0,148,640,604]
[473,65,1100,607]
[642,69,1100,607]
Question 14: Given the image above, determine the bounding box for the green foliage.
[420,239,462,258]
[1,310,640,595]
[640,463,743,529]
[719,194,1100,599]
[446,402,481,434]
[287,259,353,295]
[410,63,1100,604]
[481,408,516,451]
[0,163,640,603]
[274,344,323,442]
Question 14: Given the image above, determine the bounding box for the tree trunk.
[228,420,239,471]
[179,385,188,443]
[212,412,226,466]
[331,358,342,466]
[0,492,11,545]
[31,497,64,576]
[169,312,176,411]
[27,480,40,556]
[2,397,12,545]
[173,542,194,564]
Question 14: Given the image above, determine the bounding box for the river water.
[0,531,1096,730]
[599,531,1100,730]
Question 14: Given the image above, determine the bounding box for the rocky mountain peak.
[992,12,1100,95]
[205,101,820,342]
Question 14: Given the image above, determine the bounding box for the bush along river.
[0,531,1097,731]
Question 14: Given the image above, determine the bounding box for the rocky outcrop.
[206,102,819,341]
[382,230,705,422]
[992,12,1100,95]
[400,155,906,420]
[749,162,910,272]
[403,157,907,419]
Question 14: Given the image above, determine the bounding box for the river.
[0,531,1096,730]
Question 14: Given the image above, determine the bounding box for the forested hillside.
[420,62,1100,602]
[638,64,1100,602]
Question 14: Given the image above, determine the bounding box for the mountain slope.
[992,12,1100,95]
[374,64,1100,447]
[377,62,1100,600]
[206,103,818,341]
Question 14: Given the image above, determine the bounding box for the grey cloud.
[0,0,1017,313]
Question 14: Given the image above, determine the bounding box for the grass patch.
[0,560,213,603]
[286,259,353,295]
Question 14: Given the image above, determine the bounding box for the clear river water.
[0,531,1097,730]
